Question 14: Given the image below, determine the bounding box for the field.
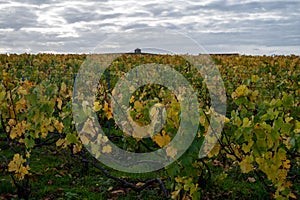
[0,53,299,199]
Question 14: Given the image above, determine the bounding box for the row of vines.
[0,53,299,199]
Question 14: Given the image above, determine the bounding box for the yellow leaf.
[41,129,48,138]
[15,97,26,112]
[10,131,17,139]
[242,117,251,127]
[232,85,250,99]
[107,111,113,120]
[277,169,287,181]
[17,87,27,95]
[26,151,31,158]
[251,75,259,83]
[102,145,112,153]
[10,121,27,139]
[231,91,238,99]
[8,154,29,180]
[103,101,109,112]
[129,96,135,103]
[8,119,16,126]
[239,156,253,173]
[53,120,64,133]
[60,82,67,94]
[283,159,290,169]
[45,122,54,133]
[56,138,65,147]
[133,101,143,112]
[23,80,33,87]
[9,107,15,119]
[18,88,27,95]
[224,117,230,124]
[153,131,171,147]
[294,121,300,130]
[8,154,23,172]
[175,176,183,183]
[16,165,30,180]
[93,101,102,112]
[285,117,293,123]
[103,101,113,119]
[57,98,63,110]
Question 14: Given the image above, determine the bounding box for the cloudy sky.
[0,0,299,55]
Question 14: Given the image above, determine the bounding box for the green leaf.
[166,164,180,178]
[24,138,35,149]
[282,93,293,107]
[242,140,254,153]
[66,133,77,144]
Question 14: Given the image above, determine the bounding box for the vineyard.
[0,53,299,199]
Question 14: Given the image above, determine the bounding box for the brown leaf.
[108,186,113,191]
[56,187,64,192]
[111,189,125,194]
[212,159,223,167]
[247,177,256,183]
[135,182,145,187]
[48,180,54,185]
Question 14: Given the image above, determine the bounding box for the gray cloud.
[0,6,38,30]
[0,0,299,55]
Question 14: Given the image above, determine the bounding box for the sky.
[0,0,299,55]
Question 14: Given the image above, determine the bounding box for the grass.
[196,159,272,200]
[0,138,167,200]
[1,135,298,199]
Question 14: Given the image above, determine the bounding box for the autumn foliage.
[0,53,299,199]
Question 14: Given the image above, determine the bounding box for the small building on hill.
[134,48,141,54]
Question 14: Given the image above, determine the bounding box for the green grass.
[215,166,270,199]
[2,137,298,199]
[0,139,167,200]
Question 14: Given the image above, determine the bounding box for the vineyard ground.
[0,137,278,200]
